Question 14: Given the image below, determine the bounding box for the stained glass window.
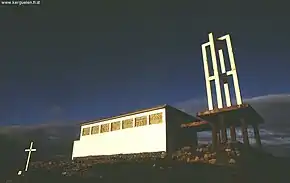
[100,123,110,133]
[82,127,90,136]
[149,112,163,125]
[91,125,99,134]
[122,119,133,129]
[111,121,121,131]
[135,116,147,127]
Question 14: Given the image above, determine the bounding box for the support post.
[219,132,222,143]
[217,132,220,149]
[211,123,218,151]
[252,124,262,148]
[220,115,227,143]
[240,119,250,146]
[230,126,237,142]
[193,130,198,148]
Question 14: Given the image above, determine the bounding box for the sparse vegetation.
[4,143,290,183]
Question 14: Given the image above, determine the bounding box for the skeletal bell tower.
[201,33,242,110]
[197,33,263,150]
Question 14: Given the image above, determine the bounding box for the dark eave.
[197,103,264,125]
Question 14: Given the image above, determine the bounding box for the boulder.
[209,159,216,164]
[204,154,209,161]
[229,158,236,164]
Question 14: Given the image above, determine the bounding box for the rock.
[225,148,231,152]
[161,152,167,158]
[207,153,212,158]
[229,158,236,164]
[209,159,216,164]
[230,151,236,157]
[181,146,191,151]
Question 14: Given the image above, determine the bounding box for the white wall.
[72,108,166,159]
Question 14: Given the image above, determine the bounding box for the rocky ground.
[4,142,290,183]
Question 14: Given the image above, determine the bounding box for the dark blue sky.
[0,1,289,125]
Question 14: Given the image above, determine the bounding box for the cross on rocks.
[24,141,36,172]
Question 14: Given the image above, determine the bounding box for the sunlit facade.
[72,105,197,160]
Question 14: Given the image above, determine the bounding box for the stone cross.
[24,141,36,172]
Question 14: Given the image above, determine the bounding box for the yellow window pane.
[111,121,121,131]
[149,113,163,124]
[100,123,110,133]
[135,116,147,127]
[122,119,133,129]
[82,127,90,136]
[91,125,99,134]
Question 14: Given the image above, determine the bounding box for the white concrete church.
[72,104,198,160]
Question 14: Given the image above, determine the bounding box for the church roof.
[80,104,193,126]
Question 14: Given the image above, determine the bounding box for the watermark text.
[1,0,41,6]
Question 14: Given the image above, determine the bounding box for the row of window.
[81,112,163,136]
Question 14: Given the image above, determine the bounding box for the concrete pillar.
[193,130,198,148]
[230,126,237,142]
[211,123,218,151]
[217,132,220,149]
[221,128,227,143]
[220,115,227,143]
[240,119,250,146]
[252,124,262,148]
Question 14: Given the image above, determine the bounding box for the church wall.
[72,108,167,159]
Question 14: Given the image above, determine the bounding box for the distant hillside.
[1,94,290,179]
[175,94,290,157]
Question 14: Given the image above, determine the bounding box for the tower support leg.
[211,123,218,151]
[217,132,220,148]
[230,126,237,142]
[220,115,227,143]
[253,124,262,148]
[241,119,250,146]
